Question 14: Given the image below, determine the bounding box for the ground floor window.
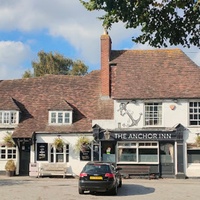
[50,144,69,163]
[0,145,16,159]
[187,149,200,163]
[117,142,159,163]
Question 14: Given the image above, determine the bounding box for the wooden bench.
[39,163,68,178]
[117,165,152,179]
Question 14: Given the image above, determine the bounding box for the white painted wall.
[34,134,93,176]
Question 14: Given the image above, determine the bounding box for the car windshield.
[83,164,110,174]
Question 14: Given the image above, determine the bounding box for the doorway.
[160,142,175,177]
[19,143,30,175]
[101,141,116,162]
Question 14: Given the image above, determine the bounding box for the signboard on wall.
[37,143,48,161]
[112,131,180,141]
[80,148,91,161]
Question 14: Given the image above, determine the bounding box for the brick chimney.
[101,29,111,98]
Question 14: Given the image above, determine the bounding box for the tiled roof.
[110,49,200,99]
[0,71,114,138]
[0,96,20,110]
[49,99,73,111]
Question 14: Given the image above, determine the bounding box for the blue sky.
[0,0,199,80]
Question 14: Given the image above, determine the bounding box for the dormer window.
[0,111,19,125]
[49,111,72,125]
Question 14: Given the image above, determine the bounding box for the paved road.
[0,176,200,200]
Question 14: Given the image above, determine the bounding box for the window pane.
[145,103,162,126]
[56,154,63,162]
[11,112,17,123]
[118,148,136,162]
[64,113,70,123]
[58,113,63,123]
[50,145,69,163]
[189,101,200,126]
[4,112,10,124]
[66,144,69,162]
[139,149,158,162]
[51,113,56,123]
[187,150,200,163]
[0,112,2,123]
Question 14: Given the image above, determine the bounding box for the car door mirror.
[116,167,122,171]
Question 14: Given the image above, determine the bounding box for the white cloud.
[0,0,199,80]
[0,0,104,66]
[0,41,32,80]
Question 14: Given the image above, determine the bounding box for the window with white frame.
[117,141,158,163]
[50,144,69,163]
[0,145,16,159]
[189,101,200,126]
[145,103,162,126]
[0,111,18,125]
[49,111,72,125]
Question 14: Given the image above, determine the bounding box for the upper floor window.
[49,111,72,125]
[189,101,200,126]
[0,111,18,125]
[145,103,162,126]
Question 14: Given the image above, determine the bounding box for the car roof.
[86,161,115,166]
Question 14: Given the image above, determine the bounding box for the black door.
[160,142,175,178]
[19,143,30,175]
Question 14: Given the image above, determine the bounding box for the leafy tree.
[22,51,88,78]
[22,70,33,78]
[80,0,200,48]
[69,60,88,76]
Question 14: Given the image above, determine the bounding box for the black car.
[78,161,122,195]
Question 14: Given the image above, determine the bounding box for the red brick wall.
[101,34,111,97]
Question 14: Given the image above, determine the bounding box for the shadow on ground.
[0,179,32,186]
[83,183,155,197]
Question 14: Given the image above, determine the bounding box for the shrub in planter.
[195,135,200,147]
[75,136,91,152]
[5,160,16,176]
[53,137,64,150]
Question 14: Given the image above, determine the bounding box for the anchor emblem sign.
[118,102,142,127]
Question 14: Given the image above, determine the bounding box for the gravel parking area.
[0,176,200,200]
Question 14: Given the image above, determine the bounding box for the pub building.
[0,31,200,178]
[90,31,200,179]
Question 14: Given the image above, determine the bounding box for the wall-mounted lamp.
[131,100,136,104]
[173,99,178,103]
[104,129,110,140]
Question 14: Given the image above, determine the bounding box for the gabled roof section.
[49,99,73,111]
[110,49,200,100]
[0,96,20,111]
[0,72,114,138]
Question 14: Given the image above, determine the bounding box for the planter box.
[6,171,15,177]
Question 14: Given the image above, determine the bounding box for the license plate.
[90,176,103,180]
